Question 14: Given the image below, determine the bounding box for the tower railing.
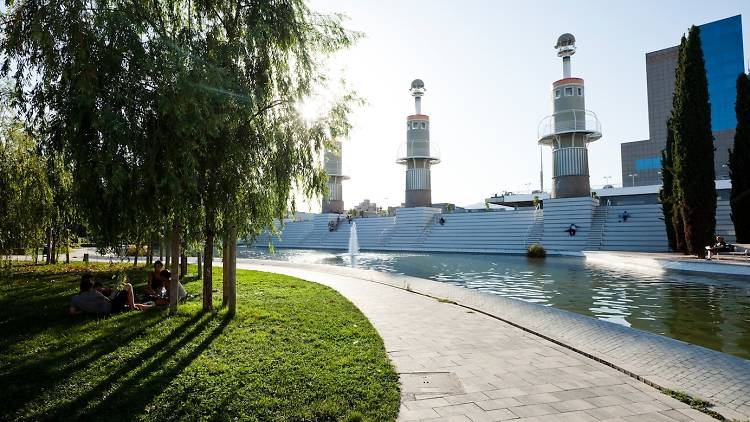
[537,109,602,141]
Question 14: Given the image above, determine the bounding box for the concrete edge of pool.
[238,258,750,420]
[584,251,750,277]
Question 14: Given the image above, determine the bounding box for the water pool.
[238,247,750,360]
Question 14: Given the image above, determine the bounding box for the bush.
[527,243,546,258]
[125,244,148,256]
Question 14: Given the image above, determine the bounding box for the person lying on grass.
[69,273,149,315]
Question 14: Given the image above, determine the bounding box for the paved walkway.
[237,260,719,422]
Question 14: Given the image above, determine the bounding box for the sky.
[298,0,750,212]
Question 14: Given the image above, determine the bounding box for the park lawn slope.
[0,263,399,421]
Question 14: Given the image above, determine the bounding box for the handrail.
[599,200,610,247]
[537,109,602,140]
[524,206,543,247]
[417,214,441,244]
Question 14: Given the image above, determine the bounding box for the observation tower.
[397,79,440,207]
[538,34,602,198]
[322,139,349,214]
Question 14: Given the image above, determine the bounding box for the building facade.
[621,15,744,186]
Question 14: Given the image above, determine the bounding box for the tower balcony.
[396,141,441,165]
[538,109,602,145]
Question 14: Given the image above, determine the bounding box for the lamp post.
[603,176,612,187]
[628,173,638,187]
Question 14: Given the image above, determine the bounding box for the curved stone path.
[236,259,726,422]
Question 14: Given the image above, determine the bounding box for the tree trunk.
[50,228,57,264]
[180,251,187,278]
[65,229,70,264]
[45,227,52,264]
[197,252,202,278]
[169,224,180,316]
[165,233,171,267]
[674,208,687,254]
[134,241,140,266]
[225,226,237,315]
[34,246,38,264]
[222,234,229,306]
[159,235,164,262]
[203,231,214,312]
[150,237,154,264]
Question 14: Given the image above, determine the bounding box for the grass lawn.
[0,262,400,421]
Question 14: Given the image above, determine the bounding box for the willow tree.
[3,0,359,315]
[670,27,715,256]
[2,0,201,315]
[189,0,360,313]
[0,120,52,263]
[2,0,157,248]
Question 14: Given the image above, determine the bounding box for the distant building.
[353,199,378,217]
[621,15,744,187]
[431,203,457,213]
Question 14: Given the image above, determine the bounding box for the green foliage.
[660,119,677,251]
[526,243,546,258]
[0,120,52,259]
[436,297,457,304]
[0,264,400,421]
[669,27,716,256]
[1,0,360,255]
[730,73,750,243]
[662,389,725,420]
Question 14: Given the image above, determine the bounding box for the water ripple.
[238,247,750,360]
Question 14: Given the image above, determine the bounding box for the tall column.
[538,34,602,199]
[398,79,440,207]
[322,139,348,214]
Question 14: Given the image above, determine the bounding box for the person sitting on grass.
[146,260,169,300]
[158,269,189,303]
[69,273,148,315]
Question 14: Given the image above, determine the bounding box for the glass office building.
[620,15,745,187]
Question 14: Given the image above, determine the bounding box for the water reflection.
[238,247,750,360]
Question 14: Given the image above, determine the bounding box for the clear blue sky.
[303,0,750,211]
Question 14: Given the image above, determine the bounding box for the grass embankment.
[0,262,399,421]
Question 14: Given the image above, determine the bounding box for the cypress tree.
[671,27,716,256]
[660,119,676,251]
[729,73,750,243]
[668,39,688,253]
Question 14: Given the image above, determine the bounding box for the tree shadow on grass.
[0,312,166,413]
[42,312,231,421]
[179,275,201,285]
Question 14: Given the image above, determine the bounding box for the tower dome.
[410,79,425,90]
[555,33,576,57]
[555,33,576,48]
